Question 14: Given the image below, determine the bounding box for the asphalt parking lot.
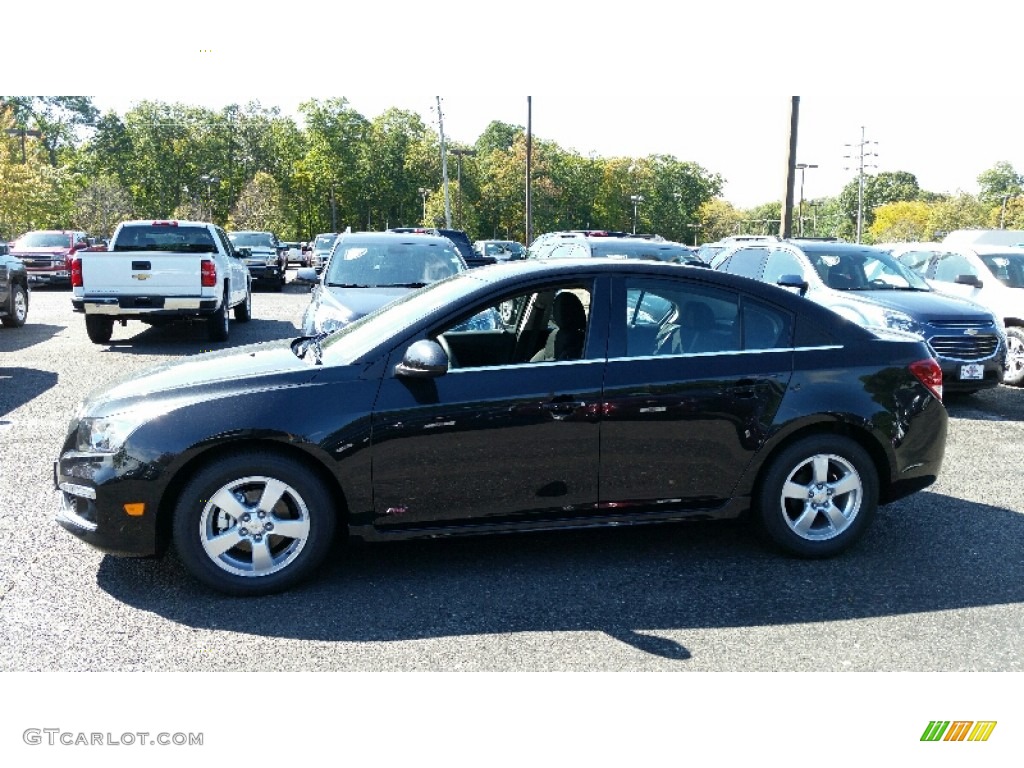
[1,275,1023,671]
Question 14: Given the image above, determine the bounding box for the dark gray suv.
[713,238,1006,394]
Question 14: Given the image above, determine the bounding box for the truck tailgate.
[81,252,204,295]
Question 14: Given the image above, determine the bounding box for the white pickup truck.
[71,220,253,344]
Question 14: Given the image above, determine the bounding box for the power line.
[843,126,878,243]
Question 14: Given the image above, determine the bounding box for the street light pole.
[418,187,429,225]
[630,194,644,234]
[795,163,817,236]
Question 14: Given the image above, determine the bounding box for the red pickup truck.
[9,229,90,286]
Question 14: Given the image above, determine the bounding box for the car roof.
[336,231,457,245]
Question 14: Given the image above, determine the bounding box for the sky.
[9,2,1023,211]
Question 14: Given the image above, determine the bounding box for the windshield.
[18,232,73,248]
[228,232,276,249]
[316,271,489,364]
[979,252,1024,288]
[485,241,523,256]
[324,240,463,287]
[806,247,929,291]
[314,234,337,249]
[112,225,217,253]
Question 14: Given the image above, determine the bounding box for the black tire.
[207,291,230,341]
[1,283,28,328]
[1003,327,1024,387]
[755,434,878,558]
[234,283,252,322]
[85,315,114,344]
[172,451,337,595]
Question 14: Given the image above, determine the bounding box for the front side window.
[762,249,807,285]
[723,247,769,280]
[434,281,594,369]
[932,251,978,282]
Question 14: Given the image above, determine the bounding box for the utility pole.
[844,126,878,244]
[780,97,800,239]
[4,127,43,163]
[436,96,452,229]
[526,96,533,246]
[449,148,477,229]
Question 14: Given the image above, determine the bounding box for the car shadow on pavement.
[0,323,63,353]
[95,490,1024,662]
[0,367,59,418]
[95,319,301,355]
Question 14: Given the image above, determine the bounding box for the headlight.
[265,255,277,266]
[312,304,354,334]
[845,302,924,337]
[76,415,143,453]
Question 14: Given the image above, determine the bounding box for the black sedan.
[55,259,948,595]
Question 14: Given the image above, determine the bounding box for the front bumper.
[54,453,163,557]
[26,270,70,285]
[246,264,283,283]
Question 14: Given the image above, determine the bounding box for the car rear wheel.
[1003,327,1024,387]
[207,291,230,341]
[755,435,877,558]
[1,283,28,328]
[172,452,337,595]
[85,315,114,344]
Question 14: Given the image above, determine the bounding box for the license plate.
[960,363,984,380]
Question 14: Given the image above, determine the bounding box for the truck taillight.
[201,260,217,287]
[909,358,943,402]
[69,256,83,287]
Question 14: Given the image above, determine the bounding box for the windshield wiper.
[325,282,371,288]
[291,331,333,365]
[380,282,427,288]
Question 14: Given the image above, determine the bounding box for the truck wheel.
[207,292,230,342]
[1,283,28,328]
[234,283,252,322]
[85,315,114,344]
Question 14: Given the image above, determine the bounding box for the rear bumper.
[74,296,219,316]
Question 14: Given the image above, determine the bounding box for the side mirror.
[955,273,983,288]
[777,273,809,297]
[395,339,449,378]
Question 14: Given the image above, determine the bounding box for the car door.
[367,276,610,529]
[599,275,794,512]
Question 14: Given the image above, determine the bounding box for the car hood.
[78,342,359,417]
[826,288,994,323]
[321,285,414,320]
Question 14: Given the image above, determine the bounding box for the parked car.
[883,241,1024,386]
[388,227,496,268]
[227,230,285,291]
[54,258,947,595]
[474,239,526,261]
[0,246,29,328]
[309,232,339,273]
[295,231,467,334]
[529,231,705,265]
[280,241,303,266]
[712,238,1006,394]
[9,229,90,287]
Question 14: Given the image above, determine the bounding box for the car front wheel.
[1003,327,1024,387]
[1,283,28,328]
[755,435,877,558]
[172,452,337,595]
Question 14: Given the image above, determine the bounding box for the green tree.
[0,96,99,166]
[73,175,134,238]
[976,161,1023,204]
[696,199,742,243]
[229,171,286,232]
[925,193,988,238]
[867,200,933,243]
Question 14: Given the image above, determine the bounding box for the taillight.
[69,256,83,287]
[909,358,943,402]
[201,260,217,287]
